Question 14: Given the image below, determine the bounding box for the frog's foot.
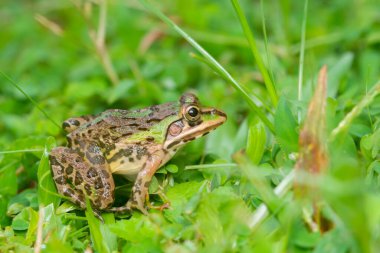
[106,204,132,214]
[107,200,148,215]
[92,208,104,223]
[147,201,171,211]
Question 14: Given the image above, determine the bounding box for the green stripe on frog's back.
[122,115,179,144]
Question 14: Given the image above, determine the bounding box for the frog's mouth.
[164,107,227,150]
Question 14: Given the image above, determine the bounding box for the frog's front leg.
[108,150,166,214]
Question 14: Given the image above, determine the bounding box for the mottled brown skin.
[49,93,226,220]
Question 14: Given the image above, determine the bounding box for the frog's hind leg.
[49,146,115,214]
[49,147,87,209]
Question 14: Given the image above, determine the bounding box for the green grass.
[1,0,380,252]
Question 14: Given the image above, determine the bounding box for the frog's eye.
[184,106,201,122]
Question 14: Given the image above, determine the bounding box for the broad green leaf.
[274,98,299,154]
[109,214,158,243]
[246,117,266,165]
[164,181,205,223]
[85,201,113,253]
[328,53,354,97]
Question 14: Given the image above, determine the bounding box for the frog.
[49,93,226,219]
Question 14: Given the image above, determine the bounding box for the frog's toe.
[130,201,149,215]
[148,201,171,212]
[93,209,104,223]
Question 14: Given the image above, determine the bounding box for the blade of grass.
[0,149,44,154]
[330,80,380,141]
[138,0,274,133]
[297,0,309,123]
[231,0,278,107]
[0,71,61,130]
[260,0,275,85]
[248,169,295,230]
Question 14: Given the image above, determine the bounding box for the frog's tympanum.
[49,93,226,218]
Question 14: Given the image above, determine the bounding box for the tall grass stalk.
[231,0,278,107]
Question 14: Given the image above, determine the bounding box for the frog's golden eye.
[184,106,201,122]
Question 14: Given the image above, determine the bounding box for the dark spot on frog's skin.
[72,119,80,126]
[88,145,100,153]
[108,147,133,163]
[67,138,73,148]
[77,194,85,203]
[55,176,66,185]
[76,140,87,149]
[202,132,210,136]
[136,147,148,160]
[86,153,106,165]
[104,182,111,190]
[62,122,71,129]
[100,170,110,179]
[74,172,83,185]
[184,137,196,143]
[94,177,103,189]
[87,129,93,135]
[104,143,116,155]
[121,132,133,137]
[127,123,139,127]
[128,157,134,162]
[146,136,155,142]
[144,180,151,188]
[111,135,119,141]
[66,165,74,175]
[63,188,75,197]
[102,133,110,139]
[55,166,64,175]
[49,156,60,166]
[146,118,161,123]
[93,198,101,207]
[84,183,92,195]
[87,167,98,178]
[167,140,181,149]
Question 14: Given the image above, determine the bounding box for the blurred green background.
[1,0,380,252]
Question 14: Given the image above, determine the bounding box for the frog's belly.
[108,155,147,180]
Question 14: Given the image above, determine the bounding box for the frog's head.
[163,93,227,150]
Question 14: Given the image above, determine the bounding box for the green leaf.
[246,117,266,164]
[38,137,60,208]
[328,52,354,97]
[85,201,116,253]
[109,215,156,243]
[0,162,17,196]
[274,98,299,154]
[164,181,205,223]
